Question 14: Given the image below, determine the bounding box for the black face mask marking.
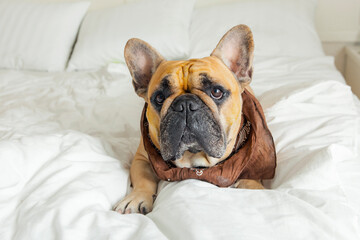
[159,93,226,161]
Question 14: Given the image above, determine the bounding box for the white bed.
[0,0,359,239]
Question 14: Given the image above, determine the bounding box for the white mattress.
[0,56,359,239]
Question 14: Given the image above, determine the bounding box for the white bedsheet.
[0,56,359,239]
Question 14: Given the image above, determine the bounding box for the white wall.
[315,0,360,76]
[316,0,360,42]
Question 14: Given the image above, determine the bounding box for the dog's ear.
[125,38,165,99]
[211,25,254,86]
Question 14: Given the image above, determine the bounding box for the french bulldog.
[114,25,276,215]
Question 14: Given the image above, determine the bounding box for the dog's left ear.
[211,25,254,86]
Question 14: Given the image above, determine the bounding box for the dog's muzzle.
[159,93,226,161]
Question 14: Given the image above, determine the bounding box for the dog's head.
[125,25,254,167]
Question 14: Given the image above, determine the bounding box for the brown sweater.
[141,89,276,187]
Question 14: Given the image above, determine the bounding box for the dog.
[114,25,276,214]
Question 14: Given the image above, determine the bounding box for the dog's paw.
[113,190,156,215]
[234,179,264,189]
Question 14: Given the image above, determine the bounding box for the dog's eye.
[155,93,165,105]
[211,87,223,100]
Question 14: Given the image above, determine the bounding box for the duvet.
[0,56,359,240]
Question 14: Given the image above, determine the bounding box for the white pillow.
[189,0,324,58]
[68,0,196,71]
[0,1,90,72]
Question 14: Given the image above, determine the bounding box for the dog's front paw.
[113,190,156,215]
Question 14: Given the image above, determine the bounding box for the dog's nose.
[171,94,201,112]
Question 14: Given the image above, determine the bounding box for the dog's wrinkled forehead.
[125,25,254,102]
[147,56,239,100]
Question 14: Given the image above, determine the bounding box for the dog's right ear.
[124,38,165,99]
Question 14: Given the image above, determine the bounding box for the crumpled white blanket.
[0,56,359,240]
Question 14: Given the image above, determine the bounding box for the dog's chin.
[160,128,226,162]
[168,139,202,161]
[174,150,212,168]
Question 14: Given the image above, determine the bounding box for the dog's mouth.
[159,94,226,161]
[171,128,203,159]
